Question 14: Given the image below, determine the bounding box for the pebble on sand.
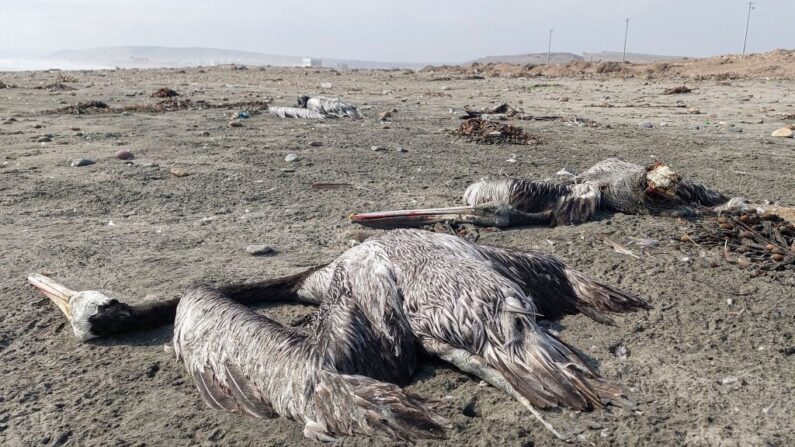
[284,153,299,162]
[170,167,189,177]
[371,145,385,152]
[71,158,94,167]
[639,122,653,129]
[36,135,52,143]
[771,127,793,138]
[228,120,243,127]
[308,141,323,147]
[246,244,275,256]
[115,150,134,160]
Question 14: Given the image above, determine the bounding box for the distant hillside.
[470,52,582,65]
[4,46,430,71]
[583,51,683,63]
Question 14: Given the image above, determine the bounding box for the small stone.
[34,124,43,129]
[121,111,131,116]
[36,135,52,142]
[639,121,653,129]
[170,167,189,177]
[308,141,323,147]
[246,244,275,256]
[378,111,392,121]
[201,131,211,136]
[771,127,793,138]
[115,150,133,160]
[319,82,333,89]
[71,158,94,167]
[371,145,385,152]
[284,153,299,162]
[720,376,739,385]
[381,125,390,129]
[228,120,243,127]
[397,147,408,153]
[559,96,569,102]
[440,86,450,91]
[280,168,295,173]
[729,126,743,133]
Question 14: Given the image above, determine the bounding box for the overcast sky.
[1,0,793,62]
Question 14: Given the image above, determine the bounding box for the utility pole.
[742,2,755,57]
[546,29,554,65]
[622,18,630,63]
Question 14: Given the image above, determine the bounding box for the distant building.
[302,58,322,68]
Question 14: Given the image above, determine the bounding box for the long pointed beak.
[350,202,552,229]
[28,273,75,322]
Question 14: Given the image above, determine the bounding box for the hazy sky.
[1,0,793,62]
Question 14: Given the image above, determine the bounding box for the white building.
[301,58,322,68]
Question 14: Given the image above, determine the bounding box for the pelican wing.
[174,283,447,442]
[478,244,650,324]
[463,179,599,225]
[306,97,361,119]
[268,106,326,119]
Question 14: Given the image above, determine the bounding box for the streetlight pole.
[546,29,554,65]
[622,18,630,63]
[742,2,755,57]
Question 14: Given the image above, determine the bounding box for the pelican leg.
[28,273,76,322]
[350,202,551,229]
[421,339,569,441]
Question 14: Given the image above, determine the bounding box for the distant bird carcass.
[351,158,750,228]
[268,95,361,119]
[29,229,648,442]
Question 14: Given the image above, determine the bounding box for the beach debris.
[60,100,108,114]
[115,150,134,160]
[150,87,180,98]
[228,120,243,127]
[237,111,251,119]
[771,127,793,138]
[308,141,323,147]
[37,82,76,92]
[245,244,275,256]
[51,99,268,115]
[371,145,386,152]
[379,111,392,121]
[663,86,692,95]
[458,102,518,120]
[610,343,629,360]
[639,121,653,129]
[71,158,94,167]
[600,235,641,259]
[284,153,299,162]
[684,209,794,273]
[454,118,540,145]
[170,167,189,177]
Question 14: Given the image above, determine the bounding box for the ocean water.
[0,59,112,71]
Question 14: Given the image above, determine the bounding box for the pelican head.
[28,273,134,341]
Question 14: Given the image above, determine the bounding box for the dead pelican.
[267,96,361,119]
[30,229,648,441]
[351,158,748,228]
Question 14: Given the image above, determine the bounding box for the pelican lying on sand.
[30,229,649,442]
[268,96,361,119]
[351,158,749,228]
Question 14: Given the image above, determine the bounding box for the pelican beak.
[350,202,552,229]
[28,273,75,322]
